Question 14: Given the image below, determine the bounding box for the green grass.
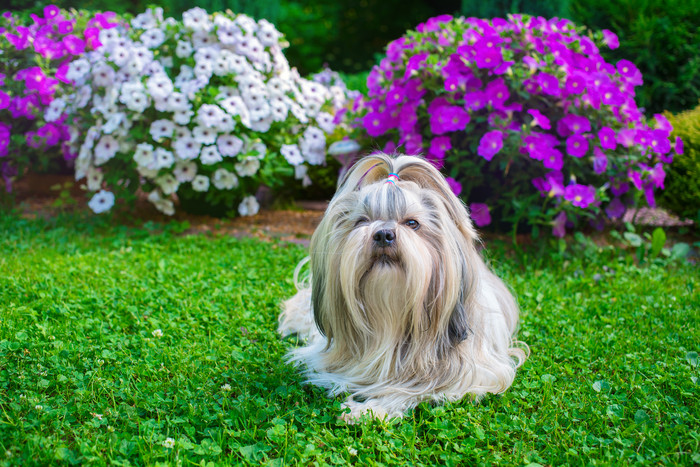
[0,212,698,465]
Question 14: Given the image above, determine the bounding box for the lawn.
[0,212,698,465]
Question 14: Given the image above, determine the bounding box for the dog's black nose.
[373,229,396,247]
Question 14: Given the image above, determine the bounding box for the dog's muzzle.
[372,229,396,247]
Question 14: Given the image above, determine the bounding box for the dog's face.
[309,154,482,364]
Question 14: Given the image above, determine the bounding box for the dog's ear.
[392,156,479,242]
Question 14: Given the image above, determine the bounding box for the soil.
[6,173,696,248]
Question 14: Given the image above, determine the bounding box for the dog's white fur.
[279,154,528,421]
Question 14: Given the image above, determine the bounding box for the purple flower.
[653,114,673,132]
[363,111,392,137]
[649,129,671,155]
[528,109,551,129]
[37,123,62,146]
[0,90,9,110]
[537,72,560,96]
[485,78,510,108]
[644,185,656,207]
[430,105,470,135]
[628,170,643,190]
[464,91,487,111]
[474,46,503,69]
[560,114,591,134]
[675,136,684,154]
[602,29,619,49]
[566,135,589,157]
[62,34,85,55]
[470,203,491,227]
[564,183,596,208]
[599,84,624,106]
[606,198,625,219]
[617,129,636,148]
[446,177,462,196]
[542,149,564,170]
[477,130,503,161]
[593,147,607,174]
[429,136,452,159]
[43,5,61,20]
[404,53,428,78]
[57,20,74,35]
[598,127,617,150]
[401,132,423,155]
[553,211,567,238]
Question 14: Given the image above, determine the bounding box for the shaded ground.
[7,173,695,247]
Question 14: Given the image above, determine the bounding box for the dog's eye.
[354,217,369,227]
[405,219,420,230]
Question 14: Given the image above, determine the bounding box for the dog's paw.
[340,398,394,424]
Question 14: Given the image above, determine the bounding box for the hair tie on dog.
[386,173,400,185]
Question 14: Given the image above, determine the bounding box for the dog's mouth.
[369,248,401,269]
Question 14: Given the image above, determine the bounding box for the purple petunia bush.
[355,14,682,236]
[0,6,117,191]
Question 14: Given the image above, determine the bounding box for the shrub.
[0,6,116,191]
[61,7,354,216]
[658,104,700,221]
[353,14,679,236]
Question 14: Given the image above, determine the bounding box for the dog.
[279,154,528,421]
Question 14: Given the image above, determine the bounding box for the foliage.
[0,212,698,464]
[0,6,116,191]
[58,6,354,216]
[569,0,700,114]
[658,104,700,222]
[353,14,679,237]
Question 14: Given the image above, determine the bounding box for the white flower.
[192,126,218,145]
[221,383,232,391]
[295,164,312,187]
[156,173,179,195]
[132,10,157,29]
[133,143,155,167]
[288,101,309,124]
[88,190,115,214]
[228,54,250,74]
[94,135,120,164]
[86,167,103,190]
[216,135,243,157]
[154,148,175,169]
[44,97,66,122]
[300,126,326,150]
[348,447,358,456]
[267,77,289,96]
[92,412,104,421]
[124,91,150,113]
[249,116,272,133]
[98,28,120,49]
[163,438,175,449]
[270,99,289,122]
[146,73,174,100]
[191,174,210,192]
[216,114,236,133]
[238,195,259,216]
[166,92,190,112]
[173,109,194,125]
[212,168,238,190]
[140,28,166,48]
[92,64,115,87]
[249,141,267,159]
[316,112,336,133]
[150,119,175,142]
[281,144,304,166]
[256,19,282,47]
[173,126,192,141]
[191,31,217,48]
[235,15,258,35]
[175,40,193,58]
[235,157,260,177]
[197,104,225,128]
[183,7,212,32]
[194,46,220,64]
[147,190,175,215]
[173,161,197,182]
[66,58,90,82]
[152,328,164,338]
[193,61,213,79]
[110,46,131,67]
[217,25,242,45]
[35,405,44,411]
[174,136,201,160]
[200,145,223,165]
[102,112,126,134]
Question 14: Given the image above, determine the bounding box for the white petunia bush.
[64,7,354,216]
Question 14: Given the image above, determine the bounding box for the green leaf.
[670,242,690,260]
[650,228,666,258]
[623,232,642,247]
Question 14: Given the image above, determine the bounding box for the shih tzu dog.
[279,154,528,421]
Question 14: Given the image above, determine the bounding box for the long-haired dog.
[279,154,528,421]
